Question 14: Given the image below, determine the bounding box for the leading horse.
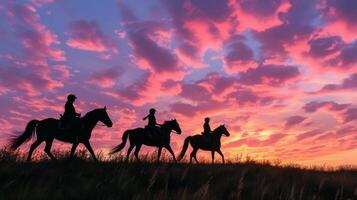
[178,125,230,163]
[10,107,113,161]
[110,119,181,161]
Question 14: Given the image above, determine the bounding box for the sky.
[0,0,357,166]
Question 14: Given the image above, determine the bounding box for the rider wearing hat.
[60,94,80,130]
[202,117,212,136]
[143,108,161,138]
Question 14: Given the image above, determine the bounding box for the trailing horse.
[110,119,181,161]
[178,125,230,163]
[10,107,113,161]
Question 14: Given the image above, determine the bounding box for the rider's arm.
[142,115,148,120]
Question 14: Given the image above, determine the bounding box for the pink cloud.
[305,36,343,58]
[343,107,357,123]
[238,64,300,86]
[284,115,306,129]
[87,66,122,88]
[197,72,235,95]
[325,41,357,69]
[303,101,350,113]
[223,37,258,73]
[169,102,197,117]
[225,132,286,147]
[66,20,118,53]
[52,65,71,80]
[170,100,229,118]
[295,129,323,141]
[30,0,55,7]
[162,0,236,67]
[6,3,66,64]
[128,28,181,73]
[21,29,65,64]
[0,59,63,96]
[232,0,291,31]
[321,0,357,41]
[315,73,357,93]
[12,96,63,113]
[252,0,319,59]
[226,88,275,106]
[7,3,44,31]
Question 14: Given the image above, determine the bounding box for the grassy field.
[0,149,356,200]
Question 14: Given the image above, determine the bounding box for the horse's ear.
[104,106,107,110]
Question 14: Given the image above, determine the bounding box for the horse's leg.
[193,150,199,163]
[69,142,79,159]
[189,150,193,164]
[83,140,98,162]
[27,139,42,161]
[134,144,142,161]
[126,144,135,161]
[190,148,198,164]
[157,147,162,162]
[216,149,225,164]
[211,151,215,164]
[164,145,176,162]
[44,139,56,160]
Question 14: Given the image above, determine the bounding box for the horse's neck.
[212,130,222,139]
[82,114,99,132]
[161,123,172,135]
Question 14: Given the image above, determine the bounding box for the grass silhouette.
[0,148,356,200]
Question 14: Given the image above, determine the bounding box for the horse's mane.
[82,108,104,119]
[163,119,175,125]
[212,125,224,133]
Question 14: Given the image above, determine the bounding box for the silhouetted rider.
[60,94,80,130]
[143,108,160,138]
[202,117,211,136]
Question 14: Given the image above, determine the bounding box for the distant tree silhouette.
[178,125,230,164]
[110,119,181,162]
[10,107,113,161]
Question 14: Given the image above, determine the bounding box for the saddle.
[202,133,213,145]
[59,115,81,132]
[144,126,161,139]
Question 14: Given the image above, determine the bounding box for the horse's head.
[98,106,113,127]
[165,119,182,135]
[215,124,230,137]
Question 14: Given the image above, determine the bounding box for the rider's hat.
[149,108,156,113]
[205,117,210,122]
[67,94,77,101]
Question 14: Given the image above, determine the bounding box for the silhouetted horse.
[110,119,181,161]
[10,107,113,161]
[178,125,230,164]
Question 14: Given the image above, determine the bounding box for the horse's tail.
[110,130,131,154]
[178,136,192,161]
[10,120,39,150]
